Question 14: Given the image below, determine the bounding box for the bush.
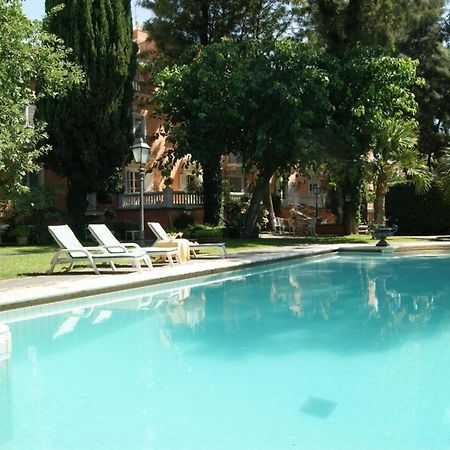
[173,212,195,230]
[386,183,450,235]
[223,194,268,238]
[10,185,63,244]
[182,224,224,239]
[105,220,139,240]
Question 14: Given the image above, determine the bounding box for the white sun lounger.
[47,225,152,275]
[88,223,180,266]
[147,222,227,258]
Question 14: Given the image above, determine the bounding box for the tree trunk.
[263,180,275,231]
[66,179,89,236]
[202,158,222,225]
[374,173,388,225]
[342,180,361,234]
[243,172,272,238]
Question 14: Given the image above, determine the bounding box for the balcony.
[118,189,203,209]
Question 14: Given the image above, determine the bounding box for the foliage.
[182,224,224,238]
[386,183,450,235]
[154,43,246,225]
[173,212,195,230]
[41,0,136,229]
[9,224,31,238]
[9,185,63,243]
[0,0,83,195]
[367,119,431,224]
[140,0,308,60]
[323,47,422,232]
[104,220,139,241]
[223,194,269,238]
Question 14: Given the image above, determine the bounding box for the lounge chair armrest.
[122,243,140,249]
[55,248,94,257]
[101,244,128,253]
[84,246,109,254]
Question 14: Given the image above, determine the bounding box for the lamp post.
[131,137,150,244]
[314,183,320,220]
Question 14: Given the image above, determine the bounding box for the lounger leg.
[109,262,117,271]
[145,255,153,269]
[47,254,59,274]
[221,246,227,258]
[133,260,142,272]
[167,254,174,267]
[87,256,101,275]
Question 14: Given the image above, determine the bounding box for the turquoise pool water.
[1,254,450,449]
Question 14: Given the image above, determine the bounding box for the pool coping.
[1,240,450,312]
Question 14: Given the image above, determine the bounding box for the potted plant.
[10,224,30,245]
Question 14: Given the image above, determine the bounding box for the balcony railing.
[118,189,203,209]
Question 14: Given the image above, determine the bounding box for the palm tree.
[367,119,432,225]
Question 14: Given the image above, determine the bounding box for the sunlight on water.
[1,254,450,449]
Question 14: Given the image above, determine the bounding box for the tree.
[309,1,433,232]
[367,119,431,224]
[154,40,331,236]
[0,0,82,196]
[236,40,331,237]
[142,0,307,225]
[40,0,136,227]
[326,48,421,233]
[154,44,246,224]
[140,0,307,59]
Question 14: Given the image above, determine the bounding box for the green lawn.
[0,234,436,280]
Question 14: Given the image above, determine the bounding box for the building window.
[25,104,36,128]
[124,168,153,193]
[309,183,319,195]
[125,169,139,194]
[133,115,146,138]
[24,168,43,187]
[228,176,244,192]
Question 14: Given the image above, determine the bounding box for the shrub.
[173,212,195,230]
[182,224,224,239]
[223,194,268,238]
[10,185,63,243]
[386,182,450,235]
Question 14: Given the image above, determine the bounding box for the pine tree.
[41,0,136,227]
[140,0,306,59]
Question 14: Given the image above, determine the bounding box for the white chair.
[148,222,227,258]
[306,217,317,236]
[88,224,180,266]
[274,217,286,235]
[47,225,152,275]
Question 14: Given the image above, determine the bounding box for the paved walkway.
[1,239,450,311]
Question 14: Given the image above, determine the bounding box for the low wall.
[316,223,345,236]
[114,208,204,238]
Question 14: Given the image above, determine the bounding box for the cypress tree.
[41,0,136,228]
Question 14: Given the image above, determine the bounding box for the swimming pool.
[0,253,449,449]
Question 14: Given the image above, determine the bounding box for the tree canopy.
[140,0,307,59]
[155,39,332,235]
[0,0,82,196]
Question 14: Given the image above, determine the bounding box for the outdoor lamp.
[131,137,150,165]
[131,137,151,244]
